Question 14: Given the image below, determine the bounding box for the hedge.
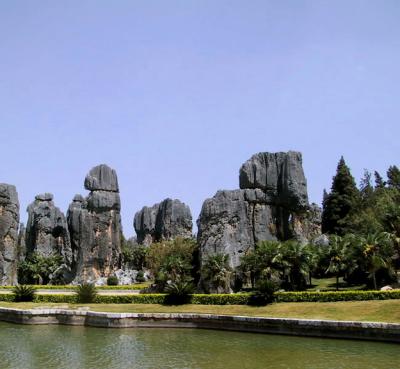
[0,284,149,291]
[275,290,400,303]
[1,290,399,305]
[0,293,251,305]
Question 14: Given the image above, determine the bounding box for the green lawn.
[307,277,366,291]
[1,300,400,323]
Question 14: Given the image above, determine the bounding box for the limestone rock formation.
[197,151,320,269]
[0,184,20,285]
[25,193,72,276]
[134,198,193,246]
[67,164,122,282]
[239,151,308,210]
[291,203,323,243]
[17,223,26,262]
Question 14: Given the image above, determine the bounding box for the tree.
[387,165,400,190]
[276,240,312,291]
[201,253,232,293]
[145,237,197,290]
[326,235,351,290]
[374,171,385,189]
[322,157,360,235]
[359,169,374,201]
[358,232,395,290]
[18,253,64,285]
[240,241,282,288]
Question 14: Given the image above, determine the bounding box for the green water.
[0,322,399,369]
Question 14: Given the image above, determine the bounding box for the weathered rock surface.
[291,203,323,243]
[25,193,73,280]
[84,164,119,192]
[198,151,320,270]
[239,151,308,210]
[68,165,122,282]
[17,223,26,262]
[25,193,72,259]
[134,198,192,245]
[0,184,20,285]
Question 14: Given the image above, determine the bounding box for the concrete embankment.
[0,307,399,343]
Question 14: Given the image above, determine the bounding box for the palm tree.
[276,240,312,291]
[240,241,281,288]
[201,253,232,293]
[357,232,394,290]
[326,235,349,290]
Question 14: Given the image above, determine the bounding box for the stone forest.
[1,150,399,295]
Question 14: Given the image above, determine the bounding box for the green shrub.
[107,276,119,286]
[0,293,16,302]
[248,279,278,306]
[191,293,251,305]
[0,284,150,291]
[136,271,146,283]
[33,294,77,303]
[12,285,36,302]
[17,253,63,285]
[76,283,98,303]
[4,290,399,306]
[96,294,167,304]
[164,279,194,305]
[275,290,400,303]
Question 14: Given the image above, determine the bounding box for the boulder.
[198,151,320,270]
[0,184,20,285]
[25,193,72,267]
[68,164,122,283]
[134,198,193,245]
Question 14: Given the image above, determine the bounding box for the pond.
[0,322,398,369]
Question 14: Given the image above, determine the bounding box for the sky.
[1,0,399,237]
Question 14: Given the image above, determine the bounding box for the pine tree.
[387,165,400,190]
[322,157,360,235]
[374,171,385,189]
[360,169,373,201]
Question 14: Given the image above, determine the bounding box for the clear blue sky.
[1,1,399,237]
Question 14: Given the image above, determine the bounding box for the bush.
[191,293,251,305]
[12,285,36,302]
[76,283,98,303]
[107,276,119,286]
[164,279,194,305]
[18,253,64,285]
[33,294,77,303]
[275,290,400,303]
[248,279,279,306]
[136,271,146,283]
[146,238,197,288]
[0,293,16,302]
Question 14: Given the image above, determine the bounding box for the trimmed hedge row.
[274,290,400,303]
[0,294,16,302]
[0,293,251,305]
[0,284,148,291]
[1,290,399,305]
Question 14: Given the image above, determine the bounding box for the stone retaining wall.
[0,307,399,343]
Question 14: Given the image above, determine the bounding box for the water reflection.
[0,322,398,369]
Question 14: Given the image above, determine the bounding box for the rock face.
[25,193,73,275]
[239,151,308,210]
[0,184,20,285]
[134,198,193,246]
[197,151,320,269]
[17,223,26,262]
[67,164,122,282]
